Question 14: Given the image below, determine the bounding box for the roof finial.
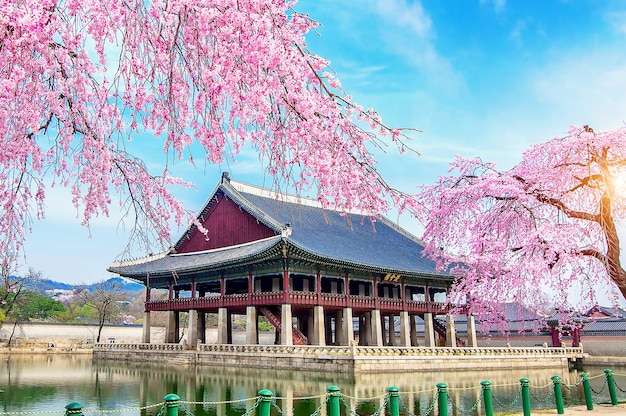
[222,172,230,182]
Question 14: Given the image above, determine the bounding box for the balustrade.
[145,290,454,313]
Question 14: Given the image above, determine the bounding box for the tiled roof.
[231,183,443,276]
[109,236,282,277]
[109,176,450,280]
[583,318,626,334]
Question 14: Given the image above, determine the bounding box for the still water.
[0,354,624,416]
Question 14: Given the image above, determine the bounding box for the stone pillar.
[246,306,258,344]
[188,309,198,348]
[165,311,178,343]
[423,312,436,347]
[335,310,344,345]
[142,311,151,343]
[325,314,333,345]
[342,307,354,346]
[312,305,326,345]
[399,311,411,347]
[363,312,372,346]
[466,314,477,347]
[227,311,233,344]
[371,309,384,346]
[387,315,396,346]
[281,303,293,345]
[410,315,419,346]
[358,316,365,345]
[198,312,206,344]
[217,307,229,344]
[446,314,456,347]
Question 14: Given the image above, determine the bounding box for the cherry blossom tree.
[0,0,416,266]
[416,125,626,314]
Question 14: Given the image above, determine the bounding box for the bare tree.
[74,279,128,343]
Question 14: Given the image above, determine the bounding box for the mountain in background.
[15,276,145,295]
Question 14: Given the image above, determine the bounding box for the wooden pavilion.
[108,173,476,348]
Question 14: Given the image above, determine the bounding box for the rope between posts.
[447,385,482,392]
[180,397,258,405]
[563,380,582,390]
[398,388,438,396]
[275,394,326,401]
[341,392,388,400]
[398,390,439,416]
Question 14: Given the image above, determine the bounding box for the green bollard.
[551,376,564,414]
[164,394,180,416]
[604,369,619,406]
[436,383,448,416]
[388,387,400,416]
[480,381,493,416]
[519,378,531,416]
[64,402,83,416]
[581,373,593,410]
[257,390,273,416]
[327,386,341,416]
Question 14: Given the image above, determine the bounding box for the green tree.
[7,291,66,322]
[0,266,39,341]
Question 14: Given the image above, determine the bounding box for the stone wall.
[93,343,583,373]
[4,323,626,358]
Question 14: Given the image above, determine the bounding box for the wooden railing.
[145,291,455,314]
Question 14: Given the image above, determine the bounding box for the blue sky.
[22,0,626,287]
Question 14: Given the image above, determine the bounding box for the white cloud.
[480,0,507,14]
[373,0,433,38]
[605,10,626,34]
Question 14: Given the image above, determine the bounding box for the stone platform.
[93,343,586,373]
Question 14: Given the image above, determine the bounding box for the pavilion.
[108,173,477,348]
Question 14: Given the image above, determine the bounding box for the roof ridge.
[171,235,282,257]
[229,178,324,209]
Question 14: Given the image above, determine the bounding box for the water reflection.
[0,355,624,416]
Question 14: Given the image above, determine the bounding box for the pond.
[0,354,624,416]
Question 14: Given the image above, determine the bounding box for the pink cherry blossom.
[416,126,626,315]
[0,0,416,268]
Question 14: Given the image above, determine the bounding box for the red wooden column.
[282,269,290,303]
[316,270,322,304]
[282,244,290,303]
[345,275,351,307]
[373,279,380,309]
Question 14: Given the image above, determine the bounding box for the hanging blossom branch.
[0,0,421,265]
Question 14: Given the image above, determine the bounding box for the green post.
[551,376,564,414]
[64,402,83,416]
[327,386,341,416]
[519,378,531,416]
[257,389,273,416]
[388,387,400,416]
[604,369,619,406]
[581,373,593,410]
[163,394,180,416]
[436,383,448,416]
[480,381,493,416]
